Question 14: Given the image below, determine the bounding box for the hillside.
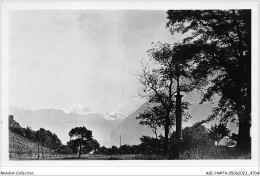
[9,130,55,159]
[110,103,160,146]
[110,102,219,146]
[9,115,62,159]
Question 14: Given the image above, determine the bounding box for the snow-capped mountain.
[107,111,126,119]
[100,111,126,121]
[62,104,92,115]
[60,104,126,120]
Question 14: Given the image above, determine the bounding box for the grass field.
[11,154,168,160]
[10,151,250,160]
[9,130,167,160]
[9,130,250,160]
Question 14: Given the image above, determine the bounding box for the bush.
[25,127,35,141]
[181,124,214,150]
[56,145,73,154]
[11,127,25,137]
[96,146,107,154]
[139,135,164,155]
[67,140,78,154]
[168,124,215,159]
[119,144,141,154]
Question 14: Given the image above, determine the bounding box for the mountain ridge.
[9,106,123,147]
[9,102,237,147]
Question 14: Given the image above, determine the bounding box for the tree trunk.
[164,125,169,155]
[79,144,82,158]
[37,141,40,159]
[216,141,219,154]
[163,113,170,155]
[40,144,44,159]
[237,110,251,153]
[153,129,158,139]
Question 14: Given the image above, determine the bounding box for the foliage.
[56,145,73,154]
[119,145,140,154]
[208,123,231,146]
[139,135,164,155]
[96,146,108,154]
[67,140,78,154]
[34,128,62,150]
[50,133,62,150]
[138,41,193,154]
[11,127,25,137]
[104,146,120,155]
[25,127,34,141]
[167,124,214,159]
[35,128,46,143]
[181,124,214,150]
[68,126,94,157]
[180,144,250,160]
[9,115,62,150]
[89,139,100,153]
[166,10,251,152]
[9,131,55,159]
[230,133,238,141]
[81,139,100,154]
[136,105,167,139]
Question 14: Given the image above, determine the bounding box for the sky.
[9,10,186,115]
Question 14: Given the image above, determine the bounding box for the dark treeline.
[63,124,238,159]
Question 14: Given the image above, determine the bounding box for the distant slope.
[110,103,160,146]
[9,107,123,146]
[110,102,217,146]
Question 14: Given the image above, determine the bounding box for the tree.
[56,145,73,154]
[81,139,100,154]
[67,140,78,154]
[50,133,62,150]
[35,128,47,159]
[208,123,231,148]
[181,124,213,150]
[139,135,164,155]
[166,10,251,152]
[25,126,34,141]
[90,139,100,153]
[68,126,93,158]
[230,133,238,142]
[138,42,192,155]
[136,105,165,139]
[98,146,107,154]
[119,145,133,154]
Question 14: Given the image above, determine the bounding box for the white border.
[1,1,259,175]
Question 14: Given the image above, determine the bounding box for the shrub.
[168,124,215,159]
[181,124,214,150]
[56,145,73,154]
[11,127,25,137]
[139,135,164,155]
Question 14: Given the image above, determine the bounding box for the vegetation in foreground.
[9,115,250,160]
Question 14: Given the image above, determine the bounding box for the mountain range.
[9,102,237,147]
[9,105,124,147]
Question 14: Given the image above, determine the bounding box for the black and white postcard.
[1,1,259,175]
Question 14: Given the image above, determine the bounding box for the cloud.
[62,104,92,115]
[59,104,126,121]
